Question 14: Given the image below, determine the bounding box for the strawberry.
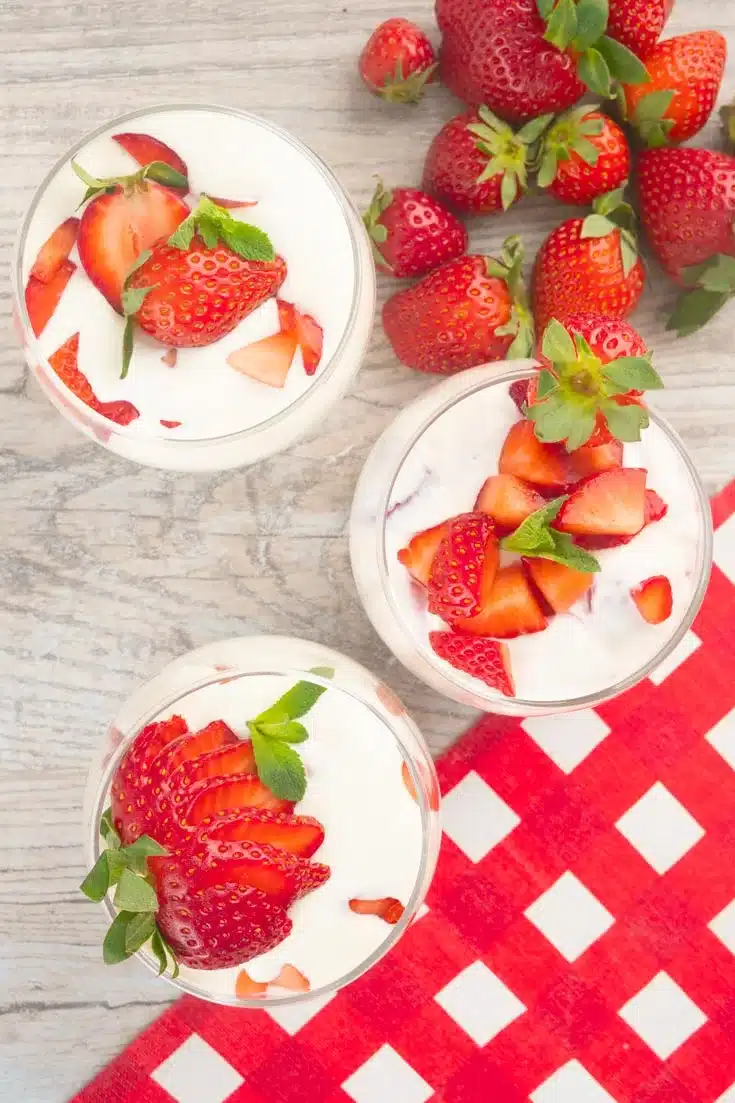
[428,513,498,623]
[203,808,325,859]
[188,837,330,907]
[111,715,189,843]
[631,575,673,624]
[555,468,647,537]
[25,259,76,337]
[606,0,674,59]
[460,563,548,638]
[359,18,437,103]
[524,557,593,614]
[277,298,324,375]
[636,148,735,336]
[228,332,298,388]
[30,217,80,283]
[528,314,661,450]
[571,439,623,477]
[498,420,573,490]
[574,488,668,550]
[349,897,405,924]
[536,107,630,206]
[397,521,450,586]
[362,179,467,277]
[184,773,295,826]
[436,0,649,123]
[474,474,546,534]
[429,631,515,695]
[382,237,534,374]
[112,132,189,180]
[423,108,552,214]
[622,32,726,148]
[48,334,140,427]
[532,187,645,331]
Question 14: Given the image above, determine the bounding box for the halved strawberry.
[30,218,80,283]
[570,439,623,478]
[349,897,405,924]
[112,132,189,179]
[428,513,498,624]
[631,575,673,624]
[460,563,547,638]
[111,715,189,844]
[475,474,546,534]
[25,259,76,336]
[555,469,647,537]
[184,773,295,826]
[227,331,298,388]
[277,298,324,376]
[524,557,594,615]
[499,420,573,491]
[397,521,450,586]
[202,808,325,859]
[429,631,515,696]
[47,333,140,426]
[192,838,330,906]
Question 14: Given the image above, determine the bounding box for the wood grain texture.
[1,1,734,1099]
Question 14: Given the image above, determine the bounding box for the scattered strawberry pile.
[397,314,674,697]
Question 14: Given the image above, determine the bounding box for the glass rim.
[13,101,370,450]
[85,637,436,1008]
[369,363,714,713]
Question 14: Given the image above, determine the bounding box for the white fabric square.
[152,1034,244,1103]
[714,511,735,584]
[648,631,701,685]
[616,782,705,874]
[441,770,520,862]
[716,1083,735,1103]
[619,972,707,1059]
[266,991,335,1035]
[706,707,735,770]
[709,897,735,954]
[521,710,610,774]
[435,960,525,1045]
[524,872,614,962]
[343,1044,433,1103]
[531,1059,617,1102]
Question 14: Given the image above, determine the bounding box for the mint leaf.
[251,728,306,802]
[80,854,111,902]
[113,868,158,913]
[144,161,188,190]
[167,195,275,262]
[599,399,649,441]
[124,912,156,955]
[603,356,663,392]
[541,318,576,363]
[524,531,601,573]
[502,497,567,553]
[225,221,274,262]
[255,677,329,726]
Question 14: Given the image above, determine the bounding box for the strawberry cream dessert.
[350,315,712,715]
[81,637,439,1003]
[15,105,374,470]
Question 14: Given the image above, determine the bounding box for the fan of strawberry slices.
[397,315,675,697]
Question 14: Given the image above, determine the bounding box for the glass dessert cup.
[13,104,375,472]
[83,635,440,1008]
[350,361,713,717]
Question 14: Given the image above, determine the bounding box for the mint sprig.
[501,498,601,573]
[168,196,274,262]
[247,667,334,802]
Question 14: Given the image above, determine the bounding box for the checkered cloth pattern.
[70,481,735,1103]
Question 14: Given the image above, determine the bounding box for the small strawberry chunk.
[30,218,80,283]
[112,132,188,178]
[48,333,140,426]
[499,420,573,491]
[205,195,258,209]
[460,563,547,638]
[570,439,624,478]
[160,419,182,429]
[349,897,405,924]
[161,349,178,367]
[555,468,647,537]
[428,513,498,624]
[25,259,76,336]
[429,631,515,696]
[274,964,311,992]
[509,378,531,414]
[475,474,546,534]
[277,298,324,375]
[235,969,268,998]
[401,759,418,803]
[644,489,668,524]
[397,521,450,586]
[524,558,594,615]
[631,575,673,624]
[228,332,298,388]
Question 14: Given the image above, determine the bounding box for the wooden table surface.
[1,1,734,1099]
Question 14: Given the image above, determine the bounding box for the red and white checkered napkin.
[71,483,735,1103]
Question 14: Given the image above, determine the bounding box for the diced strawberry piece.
[277,298,298,334]
[25,259,76,336]
[202,808,325,859]
[205,195,258,209]
[161,349,178,367]
[555,468,647,537]
[644,489,668,524]
[570,439,624,478]
[95,399,140,426]
[227,331,298,388]
[349,897,405,924]
[475,474,546,534]
[574,488,669,550]
[184,773,294,826]
[277,298,324,375]
[429,631,515,696]
[160,419,182,429]
[112,132,189,179]
[460,563,548,638]
[509,378,531,413]
[428,512,498,623]
[400,759,440,811]
[30,218,80,283]
[274,964,311,991]
[47,333,140,426]
[235,969,268,997]
[524,558,594,615]
[499,420,574,490]
[631,575,673,624]
[397,521,450,586]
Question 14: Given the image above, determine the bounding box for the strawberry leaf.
[122,835,169,875]
[572,0,608,52]
[113,868,158,914]
[516,113,555,144]
[541,318,576,363]
[100,807,119,848]
[251,728,306,802]
[124,912,157,955]
[603,356,663,391]
[536,368,558,399]
[537,150,559,189]
[681,254,735,294]
[536,0,554,16]
[572,138,600,166]
[143,161,188,191]
[103,911,137,965]
[150,927,169,977]
[501,172,519,210]
[667,287,731,338]
[619,234,639,277]
[596,35,650,85]
[599,399,649,441]
[544,0,578,50]
[80,854,112,902]
[580,213,616,239]
[121,318,134,381]
[577,48,612,99]
[633,89,675,125]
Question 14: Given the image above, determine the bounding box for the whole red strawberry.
[362,179,467,278]
[536,106,630,206]
[436,0,649,123]
[622,31,726,147]
[637,147,735,336]
[359,18,437,103]
[423,107,552,214]
[607,0,674,58]
[532,187,645,331]
[383,236,534,374]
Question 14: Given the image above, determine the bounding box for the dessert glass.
[350,361,713,717]
[83,635,441,1008]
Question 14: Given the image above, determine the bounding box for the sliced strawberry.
[147,721,238,797]
[644,489,668,524]
[161,349,178,367]
[428,512,498,623]
[184,773,295,826]
[25,259,76,336]
[47,333,140,426]
[227,331,298,388]
[401,759,418,803]
[400,759,440,811]
[555,468,647,537]
[499,420,573,491]
[631,575,673,624]
[30,218,80,283]
[235,969,268,997]
[570,439,624,478]
[475,474,546,534]
[112,132,188,179]
[509,378,531,414]
[397,521,450,586]
[274,964,311,991]
[191,838,330,906]
[524,558,594,615]
[205,195,258,209]
[277,298,324,375]
[160,419,182,429]
[110,715,189,844]
[349,897,405,924]
[429,631,515,695]
[202,808,325,859]
[277,298,298,334]
[460,563,547,638]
